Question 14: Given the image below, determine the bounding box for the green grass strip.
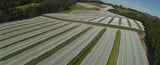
[134,20,142,30]
[59,4,77,13]
[0,24,77,61]
[25,26,92,65]
[127,19,132,27]
[119,18,122,25]
[107,30,121,65]
[89,3,106,8]
[68,28,106,65]
[108,17,114,24]
[0,22,65,49]
[15,3,42,10]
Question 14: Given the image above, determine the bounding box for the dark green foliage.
[0,0,41,10]
[109,5,160,65]
[0,8,23,23]
[45,0,77,11]
[0,0,76,23]
[77,0,104,4]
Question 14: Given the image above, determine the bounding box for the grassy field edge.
[127,19,132,27]
[107,30,121,65]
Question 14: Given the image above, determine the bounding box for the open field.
[0,2,148,65]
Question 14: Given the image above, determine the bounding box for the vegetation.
[0,0,76,23]
[77,0,104,4]
[0,0,42,10]
[119,18,122,25]
[59,4,88,13]
[127,19,132,27]
[107,30,121,65]
[59,5,78,13]
[89,3,106,8]
[15,3,42,10]
[109,5,160,65]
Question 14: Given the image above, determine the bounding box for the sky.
[102,0,160,18]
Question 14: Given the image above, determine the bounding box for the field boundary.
[42,15,144,33]
[119,18,122,25]
[127,19,132,27]
[107,30,121,65]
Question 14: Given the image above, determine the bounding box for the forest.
[109,5,160,65]
[0,0,76,23]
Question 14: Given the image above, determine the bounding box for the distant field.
[59,4,87,13]
[59,3,100,13]
[88,3,106,8]
[15,3,42,10]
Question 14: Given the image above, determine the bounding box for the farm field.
[43,13,144,31]
[0,2,148,65]
[81,28,117,65]
[117,30,149,65]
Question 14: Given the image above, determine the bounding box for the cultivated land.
[0,2,148,65]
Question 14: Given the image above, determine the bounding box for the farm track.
[42,15,144,33]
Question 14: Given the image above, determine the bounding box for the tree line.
[0,0,77,23]
[109,5,160,65]
[0,0,42,10]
